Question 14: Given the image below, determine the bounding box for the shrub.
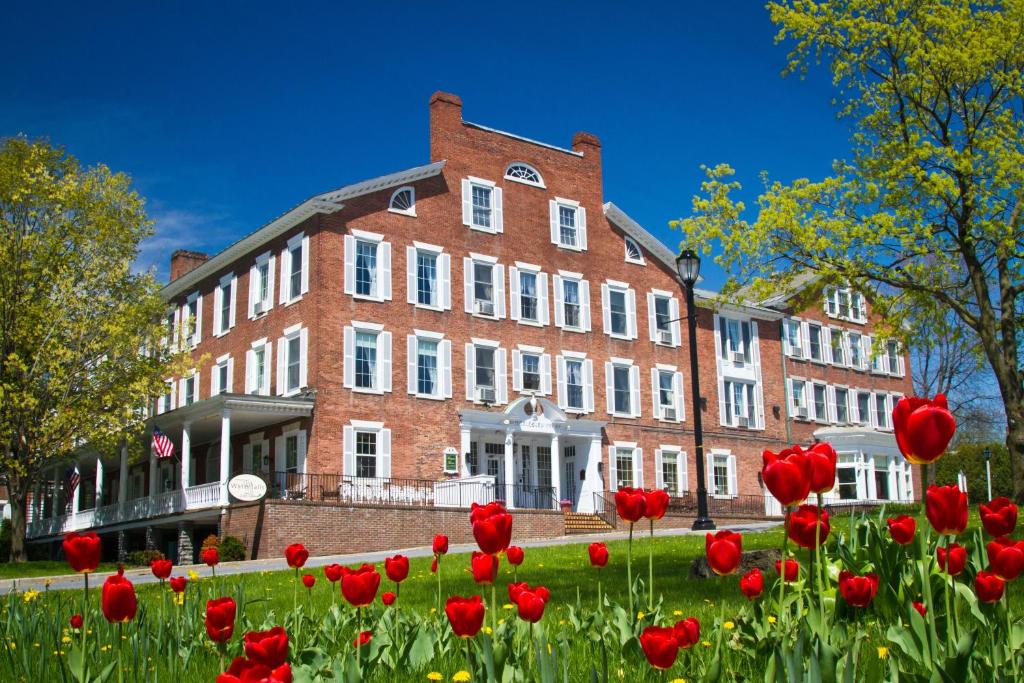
[127,549,165,567]
[935,441,1012,502]
[0,518,10,563]
[218,535,247,562]
[200,534,219,551]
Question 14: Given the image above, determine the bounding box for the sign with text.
[228,474,268,502]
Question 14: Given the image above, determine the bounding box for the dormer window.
[624,236,644,264]
[824,286,867,323]
[388,186,416,216]
[504,162,544,188]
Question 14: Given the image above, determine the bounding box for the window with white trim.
[243,435,269,474]
[723,380,756,428]
[824,286,867,324]
[549,198,586,250]
[277,324,308,397]
[213,273,236,336]
[834,387,850,424]
[648,291,680,346]
[344,230,392,302]
[343,422,391,479]
[211,354,233,395]
[280,232,309,304]
[624,236,644,264]
[807,323,823,362]
[512,346,551,396]
[656,448,687,495]
[553,273,590,332]
[275,427,307,475]
[856,390,872,425]
[163,309,178,350]
[789,378,808,419]
[182,293,201,348]
[829,329,846,365]
[886,341,903,376]
[556,353,594,413]
[719,317,752,365]
[605,359,640,418]
[246,338,272,396]
[388,186,415,216]
[180,370,197,407]
[783,319,803,358]
[158,379,176,415]
[249,251,275,318]
[510,263,548,326]
[609,444,643,491]
[848,331,863,369]
[601,281,637,340]
[461,177,502,233]
[874,394,890,429]
[406,243,450,310]
[407,331,452,400]
[652,367,684,422]
[343,322,392,394]
[812,382,827,422]
[463,254,505,318]
[465,340,507,405]
[504,162,544,187]
[708,451,737,498]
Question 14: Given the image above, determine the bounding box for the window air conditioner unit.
[730,350,748,364]
[475,300,495,316]
[662,406,677,421]
[795,406,808,420]
[736,416,751,429]
[253,301,265,316]
[790,346,803,359]
[657,329,674,345]
[475,386,496,403]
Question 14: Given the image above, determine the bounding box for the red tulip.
[514,586,548,623]
[892,394,956,465]
[775,559,799,582]
[838,571,879,608]
[981,497,1018,538]
[352,631,372,648]
[673,617,700,649]
[787,505,830,548]
[63,532,102,574]
[202,547,220,567]
[301,574,315,589]
[244,626,289,668]
[470,502,513,554]
[638,626,679,670]
[705,531,742,575]
[324,564,343,583]
[762,447,812,506]
[430,557,438,573]
[170,576,188,593]
[340,564,381,607]
[433,534,449,555]
[887,515,917,545]
[382,591,396,606]
[506,546,525,566]
[206,597,237,642]
[739,568,763,600]
[216,658,291,683]
[588,542,609,568]
[926,485,968,536]
[975,570,1006,603]
[470,551,499,585]
[284,543,309,569]
[150,558,173,580]
[987,537,1024,581]
[936,543,967,576]
[913,601,927,618]
[445,595,485,638]
[508,581,527,603]
[385,554,410,583]
[806,442,837,494]
[614,487,646,523]
[644,489,670,521]
[70,614,83,630]
[101,567,137,623]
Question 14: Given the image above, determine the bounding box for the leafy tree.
[674,1,1024,498]
[0,138,178,561]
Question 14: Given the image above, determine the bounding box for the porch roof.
[148,392,316,445]
[459,396,606,438]
[813,426,899,451]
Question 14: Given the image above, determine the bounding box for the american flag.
[152,426,176,459]
[64,468,79,512]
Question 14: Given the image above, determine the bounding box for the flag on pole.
[152,426,176,459]
[64,467,79,512]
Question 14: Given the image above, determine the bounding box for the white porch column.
[94,458,104,507]
[219,409,232,505]
[460,427,472,477]
[148,448,158,497]
[71,464,82,514]
[550,434,562,508]
[503,430,515,509]
[181,421,192,492]
[118,443,129,503]
[51,466,60,517]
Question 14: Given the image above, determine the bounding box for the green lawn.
[0,561,119,580]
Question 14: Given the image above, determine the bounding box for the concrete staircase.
[563,511,614,535]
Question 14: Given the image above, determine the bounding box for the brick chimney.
[170,249,209,281]
[429,91,463,162]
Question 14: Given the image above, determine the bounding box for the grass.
[0,561,119,580]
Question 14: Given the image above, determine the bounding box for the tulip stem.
[815,493,825,626]
[1006,595,1018,680]
[435,555,442,618]
[491,583,497,635]
[117,623,124,683]
[81,573,88,665]
[627,522,634,621]
[648,519,654,612]
[918,529,939,655]
[778,507,790,635]
[597,575,602,614]
[943,534,954,652]
[356,606,363,676]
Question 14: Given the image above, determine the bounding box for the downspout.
[780,320,792,444]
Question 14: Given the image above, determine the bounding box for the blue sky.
[1,1,850,288]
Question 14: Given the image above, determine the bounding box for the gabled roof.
[162,161,446,299]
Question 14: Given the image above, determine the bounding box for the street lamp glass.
[676,249,701,285]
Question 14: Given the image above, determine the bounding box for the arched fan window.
[504,162,544,188]
[624,236,644,264]
[389,186,416,216]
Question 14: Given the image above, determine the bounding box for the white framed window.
[824,286,867,324]
[246,338,272,396]
[248,250,275,318]
[179,369,198,407]
[828,328,846,365]
[811,382,828,422]
[601,281,637,340]
[343,321,392,394]
[651,365,685,422]
[718,316,752,365]
[504,162,544,188]
[647,291,680,346]
[406,242,451,310]
[783,318,803,358]
[181,293,202,348]
[343,421,392,479]
[834,386,850,424]
[461,176,503,233]
[608,442,643,491]
[463,253,506,318]
[848,331,864,369]
[869,335,887,374]
[655,447,687,495]
[276,324,308,397]
[549,197,587,250]
[388,186,416,216]
[158,378,176,415]
[807,322,824,362]
[213,273,237,337]
[275,426,307,475]
[624,236,644,265]
[280,232,309,305]
[707,451,737,498]
[723,379,758,428]
[886,340,905,376]
[856,390,872,425]
[242,434,270,474]
[465,339,508,405]
[344,230,392,302]
[556,352,594,414]
[406,330,452,400]
[162,309,179,351]
[211,354,234,395]
[553,272,590,332]
[512,345,551,396]
[874,393,891,429]
[789,378,809,419]
[605,358,640,418]
[509,262,549,326]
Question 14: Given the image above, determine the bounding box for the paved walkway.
[2,520,780,594]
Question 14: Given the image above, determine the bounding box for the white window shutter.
[578,206,587,250]
[464,343,475,401]
[263,341,272,395]
[674,371,685,421]
[343,326,355,389]
[647,292,657,342]
[380,331,392,392]
[407,335,417,395]
[508,267,520,320]
[493,187,503,232]
[601,284,611,334]
[654,449,664,489]
[194,295,202,344]
[549,200,559,245]
[210,365,218,395]
[344,235,355,295]
[634,448,644,488]
[300,236,310,295]
[584,359,595,413]
[826,385,837,423]
[541,353,552,395]
[343,426,355,477]
[213,287,223,335]
[461,179,472,226]
[752,322,764,428]
[604,362,614,414]
[581,280,592,331]
[245,349,255,393]
[511,350,523,392]
[406,247,417,305]
[713,315,727,426]
[630,365,641,418]
[727,455,738,497]
[279,248,288,304]
[607,447,617,491]
[553,276,564,327]
[248,265,258,318]
[229,277,237,329]
[276,339,286,396]
[706,456,715,496]
[440,253,451,310]
[274,436,284,473]
[538,272,549,325]
[266,255,276,311]
[496,348,508,404]
[381,242,392,300]
[627,288,637,339]
[650,368,661,418]
[669,297,680,345]
[802,321,812,358]
[679,452,689,493]
[299,327,308,389]
[822,327,833,363]
[463,258,474,313]
[556,356,567,408]
[381,429,392,478]
[495,264,506,318]
[441,340,452,398]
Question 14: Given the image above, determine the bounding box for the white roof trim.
[463,121,583,157]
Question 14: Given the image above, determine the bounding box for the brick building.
[26,93,916,561]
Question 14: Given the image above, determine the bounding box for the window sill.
[516,319,545,328]
[414,393,446,401]
[413,303,445,312]
[625,258,645,266]
[607,333,633,342]
[609,412,638,420]
[517,389,547,397]
[283,296,305,308]
[471,313,502,321]
[564,407,588,415]
[467,224,497,235]
[351,294,386,303]
[558,325,586,334]
[352,387,385,396]
[556,243,584,253]
[654,341,679,349]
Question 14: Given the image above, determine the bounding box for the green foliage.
[936,442,1013,502]
[200,534,219,551]
[125,549,164,567]
[218,535,247,562]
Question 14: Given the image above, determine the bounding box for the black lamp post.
[676,249,715,531]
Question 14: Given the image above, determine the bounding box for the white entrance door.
[562,448,577,507]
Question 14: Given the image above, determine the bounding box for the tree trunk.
[1008,398,1024,504]
[8,489,27,563]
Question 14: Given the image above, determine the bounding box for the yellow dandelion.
[429,608,437,614]
[669,679,688,683]
[503,603,514,610]
[22,590,40,603]
[100,645,110,653]
[701,640,712,648]
[723,621,735,630]
[188,570,199,581]
[483,626,493,635]
[453,672,471,682]
[426,673,443,681]
[767,616,777,624]
[498,618,505,625]
[637,611,645,620]
[673,610,683,617]
[877,647,889,660]
[61,636,71,644]
[174,593,184,606]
